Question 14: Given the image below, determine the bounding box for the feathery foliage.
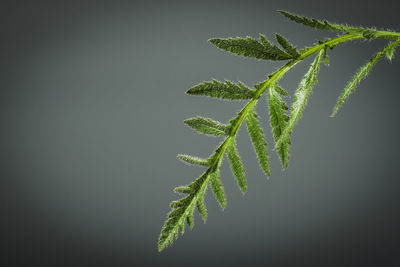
[209,35,294,61]
[332,39,400,117]
[184,116,230,136]
[177,154,210,167]
[245,107,270,176]
[275,49,323,149]
[268,84,290,168]
[226,138,247,193]
[158,9,400,252]
[276,33,300,59]
[187,79,255,100]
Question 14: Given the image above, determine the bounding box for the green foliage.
[210,157,226,209]
[268,85,290,168]
[177,154,210,167]
[386,39,400,61]
[278,10,342,31]
[226,138,247,193]
[278,10,379,38]
[275,49,323,149]
[158,9,400,252]
[331,39,400,117]
[158,172,210,252]
[275,33,300,59]
[245,107,270,176]
[187,79,255,100]
[209,35,294,60]
[184,116,230,136]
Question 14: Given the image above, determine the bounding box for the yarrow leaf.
[275,33,300,58]
[331,39,400,117]
[209,35,293,61]
[159,9,400,252]
[385,39,400,61]
[226,138,247,193]
[184,116,230,136]
[158,172,210,252]
[210,157,226,209]
[278,10,379,38]
[278,10,343,31]
[268,85,290,168]
[177,154,210,167]
[245,106,270,176]
[187,79,255,100]
[275,49,324,149]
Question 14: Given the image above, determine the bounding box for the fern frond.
[187,79,255,100]
[184,116,230,136]
[268,85,290,168]
[177,154,210,167]
[275,33,300,59]
[245,106,270,176]
[226,137,247,194]
[275,49,324,149]
[209,35,293,61]
[331,39,400,117]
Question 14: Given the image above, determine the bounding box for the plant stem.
[200,30,400,208]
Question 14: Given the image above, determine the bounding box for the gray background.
[1,0,399,266]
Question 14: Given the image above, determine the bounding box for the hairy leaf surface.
[177,154,210,167]
[209,35,293,61]
[275,49,323,149]
[331,40,400,117]
[275,33,300,58]
[268,86,290,168]
[226,138,247,193]
[187,79,255,100]
[184,116,230,136]
[210,158,226,209]
[158,172,210,252]
[245,107,270,176]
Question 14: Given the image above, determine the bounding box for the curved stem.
[206,30,400,189]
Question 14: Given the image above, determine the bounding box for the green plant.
[157,10,400,252]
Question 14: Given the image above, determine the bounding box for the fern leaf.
[177,154,210,167]
[158,172,210,252]
[245,106,270,176]
[209,158,226,209]
[226,138,247,194]
[275,33,300,58]
[331,40,400,117]
[184,116,230,136]
[187,79,255,100]
[209,35,293,61]
[275,49,324,149]
[268,85,290,168]
[323,45,330,66]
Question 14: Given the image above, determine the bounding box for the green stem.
[208,30,399,169]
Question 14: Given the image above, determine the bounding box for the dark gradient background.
[1,0,400,266]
